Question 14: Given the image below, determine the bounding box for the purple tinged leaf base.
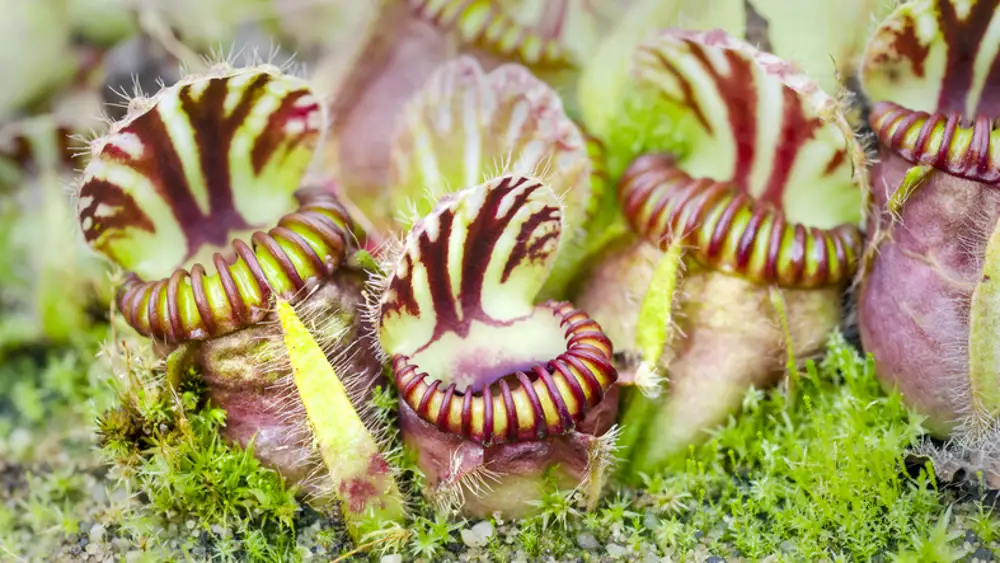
[859,148,1000,436]
[397,385,619,519]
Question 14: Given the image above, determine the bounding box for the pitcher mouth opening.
[375,173,618,447]
[392,300,615,446]
[603,28,866,289]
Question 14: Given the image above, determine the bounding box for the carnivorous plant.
[858,0,1000,440]
[374,174,619,518]
[372,56,620,517]
[74,61,404,538]
[575,29,868,478]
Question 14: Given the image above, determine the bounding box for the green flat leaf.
[968,218,1000,421]
[633,238,684,393]
[276,297,406,541]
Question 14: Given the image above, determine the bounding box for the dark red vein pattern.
[380,175,560,341]
[863,0,1000,185]
[633,29,851,209]
[862,0,1000,119]
[378,175,617,444]
[76,65,322,279]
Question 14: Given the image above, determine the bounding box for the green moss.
[364,331,984,562]
[95,349,316,562]
[604,86,695,181]
[4,317,997,562]
[648,333,935,559]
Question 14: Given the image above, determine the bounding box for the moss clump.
[369,332,986,562]
[15,327,989,562]
[651,332,942,560]
[95,343,335,562]
[0,335,113,464]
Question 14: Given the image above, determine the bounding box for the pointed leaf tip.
[275,298,406,540]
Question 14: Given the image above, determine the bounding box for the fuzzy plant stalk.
[373,173,619,519]
[313,0,624,235]
[73,62,403,530]
[573,29,867,479]
[857,0,1000,440]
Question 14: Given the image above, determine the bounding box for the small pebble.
[446,541,464,554]
[461,520,495,548]
[108,486,130,503]
[576,533,600,550]
[973,546,995,562]
[125,551,143,563]
[379,555,403,563]
[89,523,106,543]
[705,556,727,563]
[89,483,107,504]
[606,543,628,558]
[965,530,982,545]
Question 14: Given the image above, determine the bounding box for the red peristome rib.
[390,300,618,447]
[537,364,573,434]
[437,383,457,430]
[618,153,860,288]
[870,101,1000,185]
[115,191,352,342]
